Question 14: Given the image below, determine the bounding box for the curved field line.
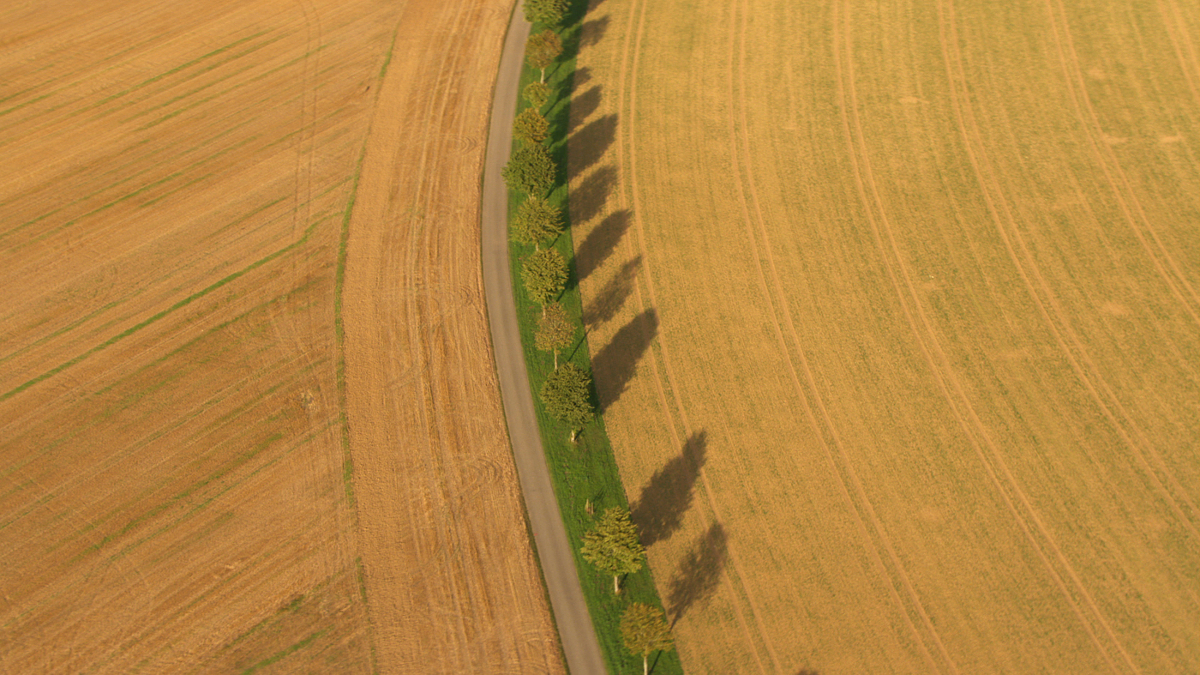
[1041,1,1200,499]
[839,1,1126,667]
[936,1,1159,671]
[1156,0,1200,110]
[722,0,959,670]
[606,0,776,670]
[722,3,966,671]
[954,0,1200,535]
[1046,0,1200,323]
[397,0,479,653]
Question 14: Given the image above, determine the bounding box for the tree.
[511,196,562,249]
[521,247,568,308]
[535,302,575,370]
[523,0,569,27]
[523,81,551,109]
[581,507,643,594]
[621,603,674,675]
[502,144,556,196]
[513,107,549,145]
[540,362,594,441]
[526,29,563,83]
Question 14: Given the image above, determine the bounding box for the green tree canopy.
[523,81,551,109]
[521,247,568,308]
[502,144,556,197]
[535,301,575,370]
[539,362,594,441]
[511,196,563,249]
[513,107,549,145]
[581,507,644,593]
[620,603,674,675]
[523,0,569,27]
[526,29,563,82]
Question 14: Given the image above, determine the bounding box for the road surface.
[481,5,608,675]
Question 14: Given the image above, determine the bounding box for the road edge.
[480,4,608,675]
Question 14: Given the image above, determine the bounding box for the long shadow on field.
[631,431,708,547]
[571,164,616,224]
[579,15,610,48]
[573,65,592,88]
[569,114,618,180]
[584,255,641,328]
[569,85,603,134]
[575,208,631,281]
[591,307,657,412]
[667,522,728,627]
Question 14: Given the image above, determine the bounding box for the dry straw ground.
[0,0,562,672]
[570,0,1198,672]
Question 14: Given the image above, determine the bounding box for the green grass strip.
[238,630,327,675]
[333,20,401,512]
[508,5,685,674]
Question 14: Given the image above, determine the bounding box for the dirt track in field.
[570,0,1198,672]
[0,0,562,672]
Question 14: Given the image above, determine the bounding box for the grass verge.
[507,4,684,674]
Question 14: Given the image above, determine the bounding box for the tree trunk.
[613,574,619,595]
[643,654,649,675]
[540,68,546,83]
[553,350,558,370]
[570,428,578,443]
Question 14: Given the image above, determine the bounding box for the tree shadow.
[591,307,657,412]
[569,85,603,134]
[570,164,616,224]
[568,113,617,180]
[579,15,610,48]
[573,65,592,88]
[583,255,640,328]
[667,522,728,627]
[794,670,821,675]
[575,208,630,281]
[631,431,708,547]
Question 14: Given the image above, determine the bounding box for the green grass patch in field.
[508,4,684,673]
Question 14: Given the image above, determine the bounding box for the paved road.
[481,5,608,675]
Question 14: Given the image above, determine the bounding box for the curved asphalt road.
[481,5,608,675]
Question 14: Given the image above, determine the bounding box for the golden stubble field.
[0,0,562,672]
[570,0,1198,672]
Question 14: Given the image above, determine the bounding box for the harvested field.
[570,0,1199,672]
[341,0,564,671]
[0,0,561,672]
